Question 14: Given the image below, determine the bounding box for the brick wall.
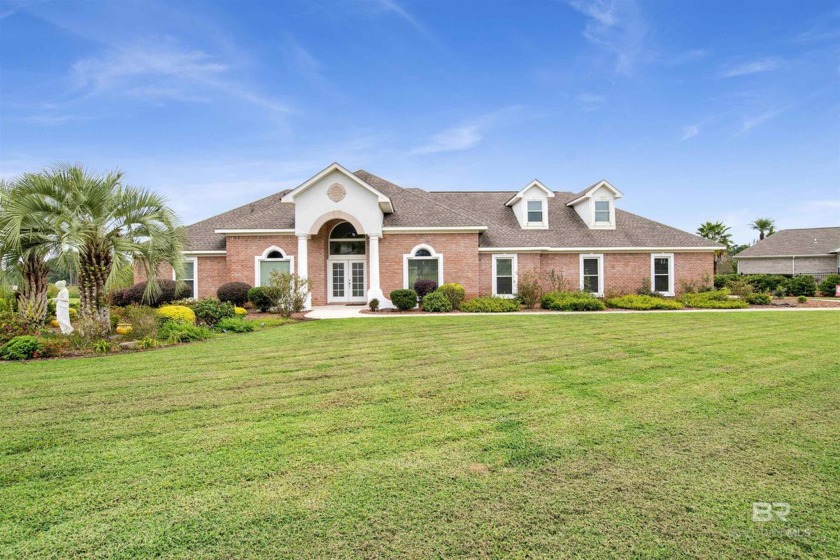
[379,233,480,299]
[224,235,297,285]
[195,256,227,298]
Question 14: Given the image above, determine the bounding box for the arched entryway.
[327,221,367,303]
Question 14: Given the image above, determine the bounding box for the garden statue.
[55,281,74,335]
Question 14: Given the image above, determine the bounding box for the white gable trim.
[382,226,487,233]
[505,179,555,207]
[566,180,623,207]
[280,162,393,213]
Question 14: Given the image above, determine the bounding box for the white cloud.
[409,106,526,156]
[567,0,648,76]
[720,58,780,78]
[681,124,700,141]
[369,0,441,48]
[577,93,606,112]
[71,39,288,113]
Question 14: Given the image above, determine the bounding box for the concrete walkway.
[304,304,840,320]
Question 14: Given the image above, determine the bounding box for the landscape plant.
[606,295,683,310]
[461,296,519,313]
[413,280,437,302]
[437,283,465,310]
[217,282,252,306]
[541,291,606,311]
[679,289,748,309]
[0,335,43,360]
[368,298,379,312]
[746,293,771,305]
[785,275,816,297]
[798,295,807,303]
[156,305,196,324]
[421,291,452,313]
[390,289,418,311]
[818,274,840,297]
[515,272,544,309]
[125,280,192,307]
[248,287,274,312]
[193,298,236,327]
[267,271,311,318]
[214,317,255,333]
[158,321,213,343]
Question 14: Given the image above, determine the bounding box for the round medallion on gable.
[327,183,346,202]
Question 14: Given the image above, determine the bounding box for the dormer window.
[594,200,611,223]
[527,200,544,224]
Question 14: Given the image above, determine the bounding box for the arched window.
[255,247,293,287]
[404,245,442,288]
[329,222,366,255]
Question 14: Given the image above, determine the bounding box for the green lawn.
[1,312,838,559]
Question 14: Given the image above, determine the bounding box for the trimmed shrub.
[727,280,753,299]
[156,305,196,324]
[541,291,606,311]
[798,295,808,303]
[413,280,437,301]
[437,283,466,310]
[248,287,274,312]
[107,288,132,307]
[158,321,212,343]
[746,293,771,305]
[785,275,816,297]
[818,274,840,297]
[0,335,43,360]
[606,294,683,310]
[125,280,192,307]
[214,317,255,333]
[217,282,252,306]
[368,298,379,312]
[421,291,453,312]
[461,297,519,313]
[773,286,787,299]
[390,289,418,311]
[715,274,789,293]
[193,298,235,327]
[679,289,748,309]
[234,307,247,316]
[515,273,544,309]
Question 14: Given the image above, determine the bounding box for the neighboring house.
[734,226,840,278]
[136,163,720,307]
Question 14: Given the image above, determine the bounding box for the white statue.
[55,281,74,335]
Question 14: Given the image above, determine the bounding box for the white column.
[367,234,393,308]
[297,234,311,309]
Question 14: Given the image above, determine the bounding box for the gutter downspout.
[792,256,796,276]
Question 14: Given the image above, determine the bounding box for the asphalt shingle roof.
[183,170,717,251]
[735,227,840,257]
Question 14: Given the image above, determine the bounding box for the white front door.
[328,259,366,303]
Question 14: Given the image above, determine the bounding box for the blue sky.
[1,0,838,244]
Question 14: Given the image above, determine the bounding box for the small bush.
[542,269,570,293]
[217,282,252,306]
[818,274,840,297]
[193,298,236,327]
[679,289,748,309]
[746,293,771,305]
[368,298,379,312]
[437,283,466,310]
[413,280,437,301]
[248,287,274,312]
[635,278,660,297]
[156,305,196,324]
[773,286,787,299]
[268,271,311,318]
[158,321,212,343]
[797,295,808,304]
[39,336,69,358]
[234,306,247,316]
[461,297,519,313]
[125,280,192,307]
[0,312,33,345]
[727,280,754,299]
[107,288,132,307]
[124,305,159,339]
[93,339,111,354]
[0,335,43,360]
[541,291,606,311]
[606,295,683,310]
[214,317,255,333]
[139,337,158,349]
[515,273,544,309]
[785,275,816,297]
[390,289,418,311]
[421,291,453,312]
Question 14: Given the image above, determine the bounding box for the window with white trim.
[527,200,544,224]
[594,200,611,223]
[493,255,517,297]
[651,253,674,296]
[255,247,293,287]
[404,245,442,288]
[175,258,197,298]
[580,254,603,295]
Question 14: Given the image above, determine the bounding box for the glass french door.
[328,259,366,303]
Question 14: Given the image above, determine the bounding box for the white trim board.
[382,226,487,233]
[477,246,722,253]
[215,229,295,235]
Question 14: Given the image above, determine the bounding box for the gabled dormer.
[505,180,555,229]
[566,180,623,230]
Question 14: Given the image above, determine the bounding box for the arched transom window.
[255,246,293,287]
[329,222,366,255]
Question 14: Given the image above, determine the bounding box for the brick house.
[137,163,720,308]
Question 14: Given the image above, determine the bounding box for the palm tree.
[23,165,186,336]
[697,221,733,273]
[0,174,56,324]
[749,217,775,240]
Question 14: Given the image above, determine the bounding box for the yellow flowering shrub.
[156,305,196,324]
[234,307,247,316]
